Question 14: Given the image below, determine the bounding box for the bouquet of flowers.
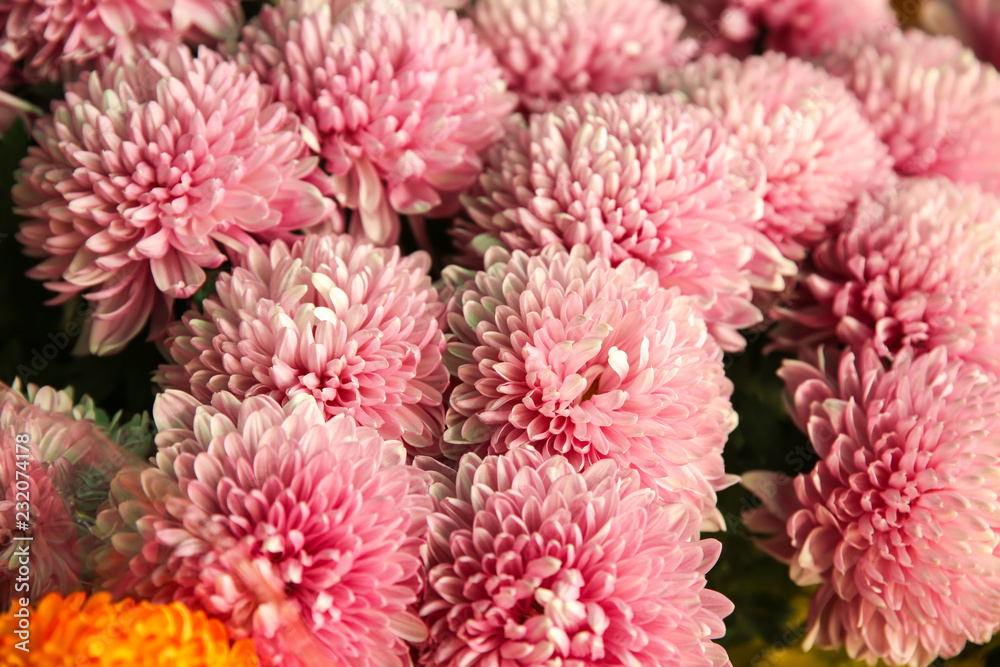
[1,0,999,665]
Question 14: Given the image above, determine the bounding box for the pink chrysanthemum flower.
[419,447,734,666]
[14,46,336,356]
[0,380,111,610]
[156,235,448,456]
[769,177,1000,368]
[674,0,896,58]
[661,52,892,261]
[743,345,1000,666]
[454,91,794,351]
[470,0,696,112]
[442,244,738,530]
[0,0,243,87]
[241,0,516,246]
[822,30,1000,193]
[93,391,432,667]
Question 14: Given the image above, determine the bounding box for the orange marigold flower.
[0,592,259,667]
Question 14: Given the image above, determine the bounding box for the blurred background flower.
[921,0,1000,69]
[672,0,897,58]
[0,379,151,611]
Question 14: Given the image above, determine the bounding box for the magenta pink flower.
[661,52,892,261]
[674,0,896,58]
[419,447,733,666]
[769,177,1000,368]
[0,380,112,610]
[0,0,243,87]
[470,0,696,112]
[822,29,1000,194]
[442,244,737,530]
[241,0,516,246]
[156,234,449,457]
[93,391,432,666]
[14,46,337,356]
[454,91,794,351]
[743,345,1000,666]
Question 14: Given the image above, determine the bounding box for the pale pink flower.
[470,0,696,112]
[441,245,738,530]
[0,0,243,87]
[14,46,337,356]
[0,380,112,610]
[661,52,893,261]
[419,447,733,666]
[769,177,1000,368]
[241,0,516,246]
[743,345,1000,666]
[674,0,896,58]
[93,391,432,666]
[156,235,449,457]
[454,92,794,351]
[822,29,1000,193]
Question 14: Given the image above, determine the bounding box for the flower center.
[131,149,210,226]
[298,356,365,412]
[580,378,600,403]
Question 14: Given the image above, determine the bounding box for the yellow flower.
[0,592,258,667]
